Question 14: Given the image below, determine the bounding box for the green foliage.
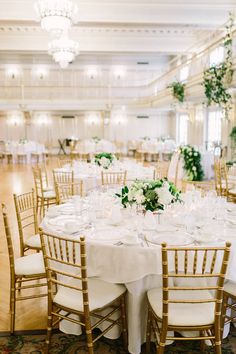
[168,81,185,103]
[180,145,204,181]
[94,152,116,169]
[203,13,234,117]
[230,127,236,141]
[116,179,181,212]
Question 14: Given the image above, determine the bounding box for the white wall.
[0,110,172,146]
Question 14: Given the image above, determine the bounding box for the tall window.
[209,46,224,66]
[179,66,189,82]
[177,114,188,145]
[206,110,222,150]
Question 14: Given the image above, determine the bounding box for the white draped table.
[55,160,156,194]
[41,191,236,354]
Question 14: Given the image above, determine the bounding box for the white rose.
[100,156,109,168]
[194,152,198,156]
[157,186,173,205]
[192,166,196,171]
[128,189,135,201]
[134,190,145,204]
[189,152,192,156]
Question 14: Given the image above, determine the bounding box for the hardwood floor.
[0,161,55,332]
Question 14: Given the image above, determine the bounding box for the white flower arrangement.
[94,152,116,169]
[116,179,181,212]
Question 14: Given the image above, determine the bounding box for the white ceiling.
[0,0,235,112]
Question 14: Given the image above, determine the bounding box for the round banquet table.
[4,140,46,163]
[55,159,156,193]
[41,190,236,354]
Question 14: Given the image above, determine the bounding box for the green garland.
[94,152,116,169]
[168,81,185,103]
[203,14,234,117]
[180,145,204,181]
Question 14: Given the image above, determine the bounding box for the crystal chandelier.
[48,34,79,68]
[35,0,78,37]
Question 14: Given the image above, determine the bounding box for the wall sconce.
[87,113,100,126]
[6,66,20,79]
[7,114,24,126]
[86,67,98,79]
[36,113,51,125]
[113,66,126,79]
[34,67,48,80]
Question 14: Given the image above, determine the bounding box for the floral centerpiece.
[92,136,101,144]
[116,179,181,212]
[94,152,116,169]
[180,145,204,181]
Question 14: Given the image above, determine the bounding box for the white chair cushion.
[15,252,45,276]
[43,185,54,192]
[24,234,41,249]
[147,287,215,326]
[39,190,56,198]
[228,188,236,195]
[53,277,126,312]
[224,281,236,297]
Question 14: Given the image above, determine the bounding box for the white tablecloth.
[4,140,45,163]
[41,192,236,354]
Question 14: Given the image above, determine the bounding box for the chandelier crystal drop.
[35,0,78,37]
[48,35,79,68]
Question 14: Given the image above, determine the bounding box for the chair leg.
[214,322,222,354]
[85,317,94,354]
[200,330,206,352]
[120,294,128,350]
[158,322,167,354]
[221,293,228,340]
[45,301,53,354]
[10,281,16,334]
[146,306,152,354]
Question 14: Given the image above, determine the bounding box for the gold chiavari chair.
[13,189,41,256]
[2,204,47,333]
[39,229,128,354]
[32,166,56,216]
[57,157,73,168]
[101,171,127,187]
[155,161,170,180]
[55,181,84,204]
[53,170,74,187]
[214,159,228,197]
[221,281,236,339]
[214,159,236,202]
[146,242,231,354]
[182,180,215,196]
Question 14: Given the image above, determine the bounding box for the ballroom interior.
[1,1,236,354]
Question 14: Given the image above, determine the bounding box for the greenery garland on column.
[168,81,185,103]
[180,145,204,181]
[203,13,234,118]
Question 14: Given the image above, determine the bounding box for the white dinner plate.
[146,231,193,246]
[47,215,84,227]
[88,226,128,242]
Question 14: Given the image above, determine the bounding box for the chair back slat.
[13,189,38,255]
[39,230,89,314]
[101,171,127,186]
[2,204,15,274]
[55,181,83,204]
[161,243,231,311]
[53,170,74,186]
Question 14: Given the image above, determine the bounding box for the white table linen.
[41,191,236,354]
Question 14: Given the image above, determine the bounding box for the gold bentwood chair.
[52,170,74,187]
[39,229,128,354]
[13,189,41,256]
[146,242,231,354]
[2,204,47,333]
[57,157,73,168]
[155,161,170,180]
[55,181,84,204]
[214,159,236,202]
[101,171,127,186]
[221,281,236,338]
[32,166,56,216]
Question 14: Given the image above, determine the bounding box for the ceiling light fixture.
[48,33,79,68]
[35,0,78,37]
